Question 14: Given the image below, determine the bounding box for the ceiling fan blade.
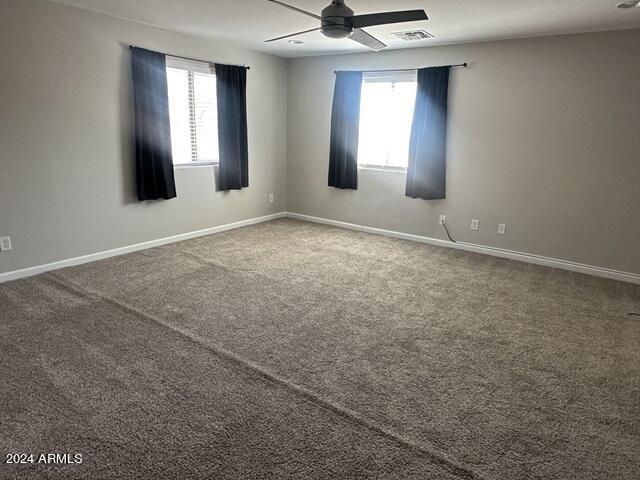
[348,10,428,29]
[265,0,323,21]
[349,28,387,52]
[264,27,321,42]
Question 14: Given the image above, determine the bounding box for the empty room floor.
[2,219,639,479]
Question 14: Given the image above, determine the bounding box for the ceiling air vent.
[392,30,435,41]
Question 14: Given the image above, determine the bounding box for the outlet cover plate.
[470,219,479,231]
[0,236,12,252]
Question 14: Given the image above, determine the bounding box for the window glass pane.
[357,78,416,168]
[387,82,416,168]
[193,72,219,162]
[358,82,391,167]
[166,67,191,165]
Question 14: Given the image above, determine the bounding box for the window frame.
[357,163,408,174]
[357,70,417,173]
[165,56,219,168]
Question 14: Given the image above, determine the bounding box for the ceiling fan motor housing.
[321,0,354,38]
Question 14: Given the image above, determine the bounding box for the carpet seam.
[46,271,485,480]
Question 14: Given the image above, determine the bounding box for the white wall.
[286,29,640,274]
[0,0,287,274]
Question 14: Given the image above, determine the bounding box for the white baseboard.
[2,210,637,285]
[285,212,640,285]
[0,212,286,284]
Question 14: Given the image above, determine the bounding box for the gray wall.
[287,29,640,274]
[0,0,287,274]
[2,0,639,276]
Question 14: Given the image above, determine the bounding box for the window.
[357,71,417,170]
[166,56,218,166]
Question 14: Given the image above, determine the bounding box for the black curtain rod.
[334,63,467,74]
[128,45,250,70]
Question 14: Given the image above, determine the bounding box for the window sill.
[174,162,218,169]
[358,165,407,174]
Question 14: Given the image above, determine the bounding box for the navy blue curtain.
[405,66,450,200]
[328,71,363,190]
[131,47,176,201]
[215,64,249,191]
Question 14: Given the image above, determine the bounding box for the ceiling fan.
[264,0,428,51]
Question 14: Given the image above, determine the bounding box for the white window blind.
[165,56,219,165]
[357,71,417,170]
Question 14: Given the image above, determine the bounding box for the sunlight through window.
[357,71,417,169]
[166,56,219,165]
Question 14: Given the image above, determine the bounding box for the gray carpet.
[1,218,638,479]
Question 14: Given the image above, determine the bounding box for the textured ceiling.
[51,0,640,57]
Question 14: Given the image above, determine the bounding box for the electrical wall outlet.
[497,223,506,235]
[0,236,12,252]
[268,193,274,203]
[439,215,446,225]
[470,219,479,231]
